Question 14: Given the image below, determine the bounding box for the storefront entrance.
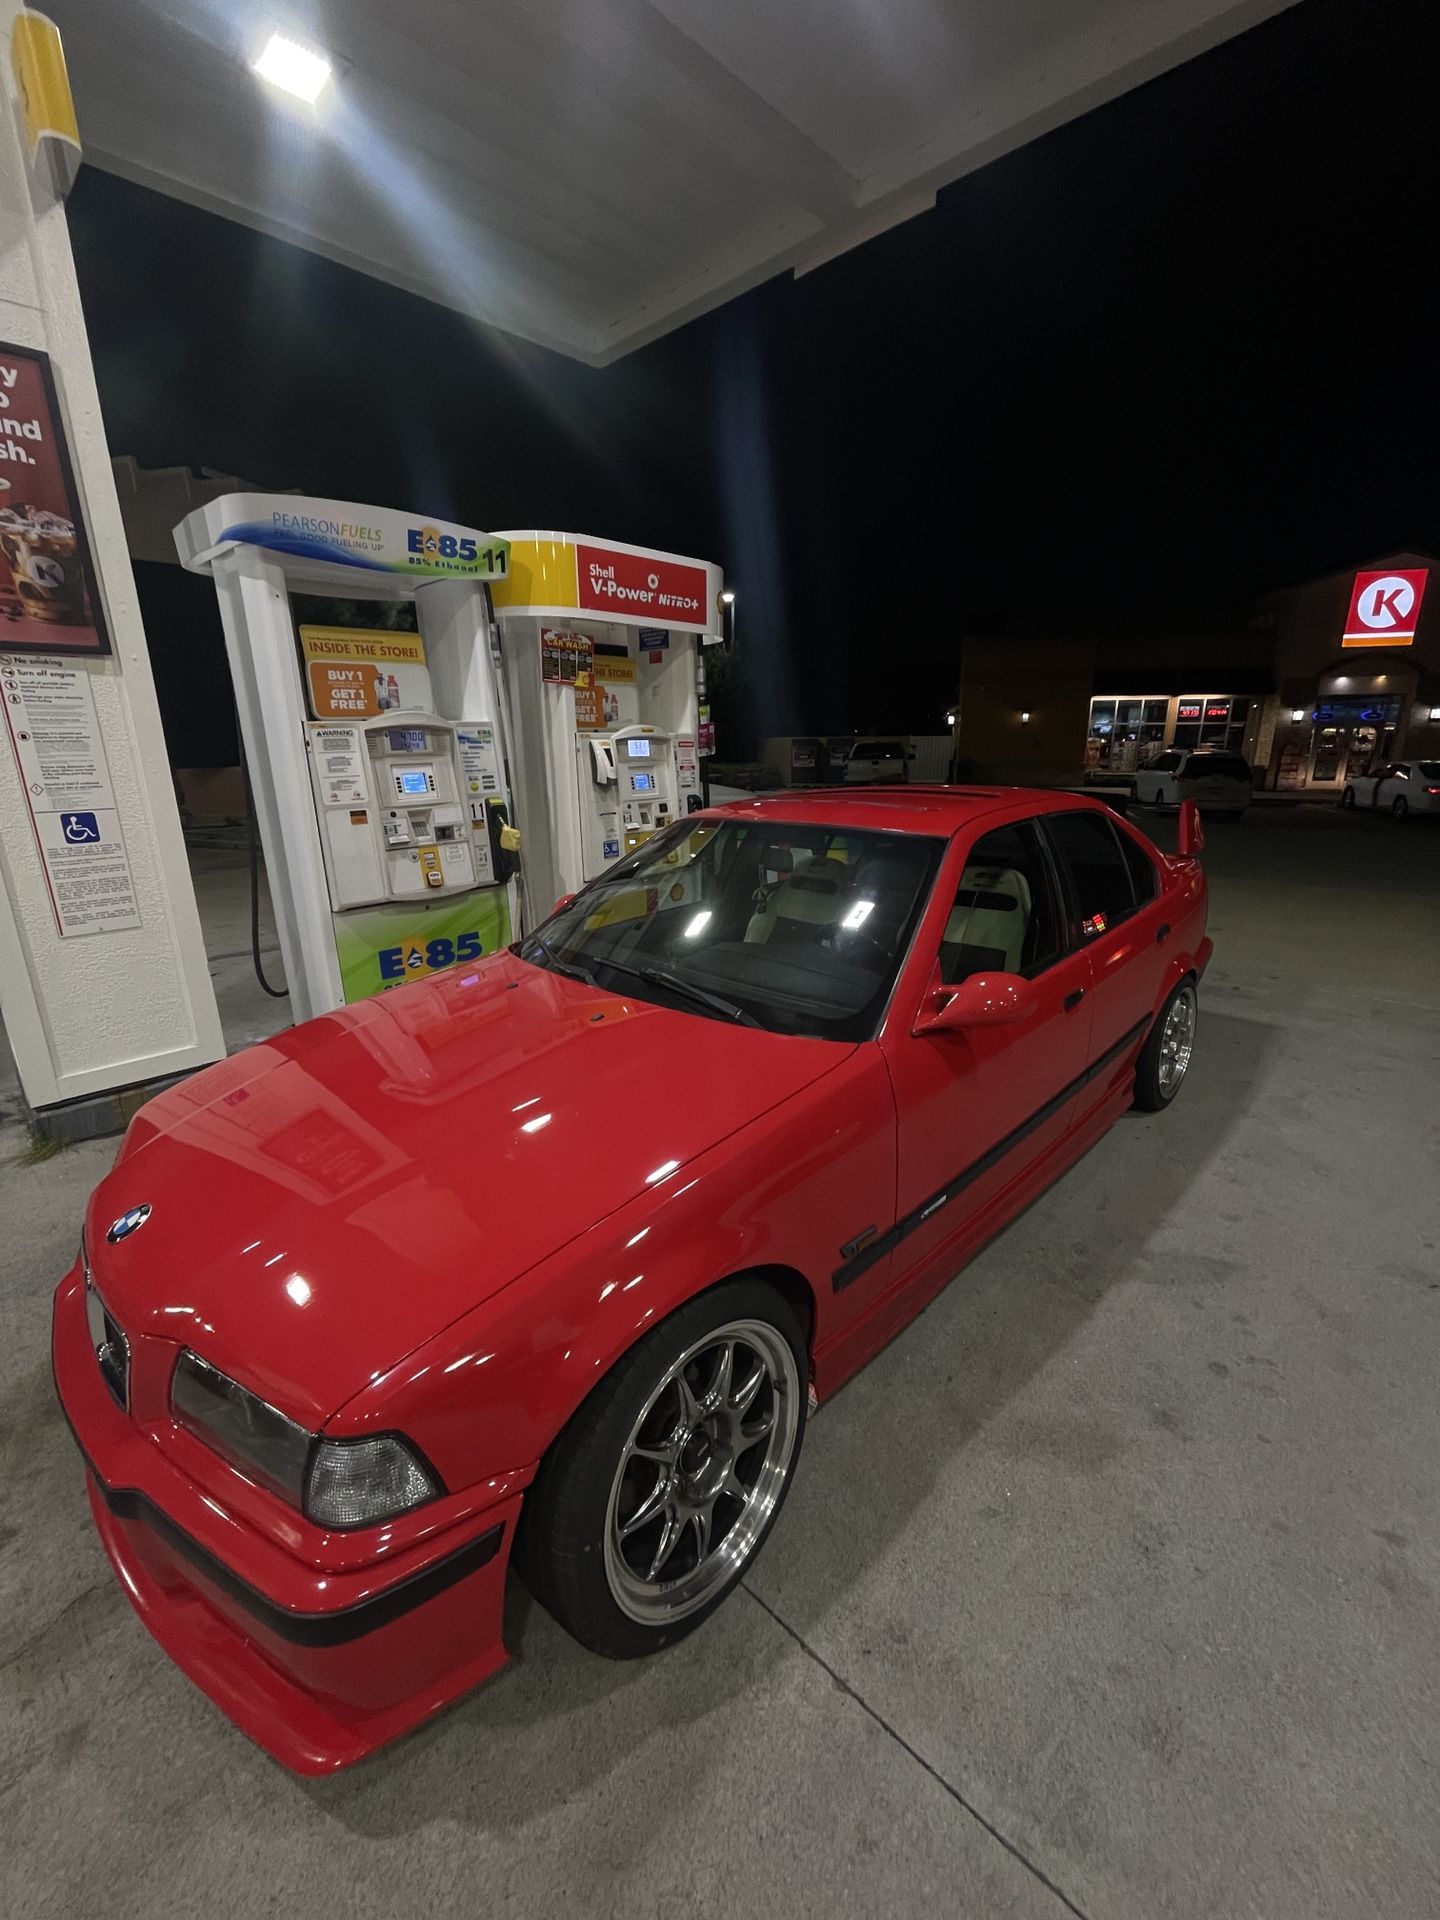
[1274,696,1400,790]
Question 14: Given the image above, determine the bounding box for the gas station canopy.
[52,0,1292,365]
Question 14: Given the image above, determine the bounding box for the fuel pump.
[579,723,684,871]
[307,713,500,905]
[488,530,722,909]
[176,494,518,1019]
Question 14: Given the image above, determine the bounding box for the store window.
[1176,695,1251,759]
[1085,695,1171,772]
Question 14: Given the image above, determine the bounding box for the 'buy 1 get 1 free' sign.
[299,625,432,718]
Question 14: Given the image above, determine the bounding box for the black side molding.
[72,1431,503,1648]
[833,1015,1150,1293]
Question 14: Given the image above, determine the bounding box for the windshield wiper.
[594,957,760,1028]
[526,936,600,989]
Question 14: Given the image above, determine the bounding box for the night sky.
[70,0,1440,755]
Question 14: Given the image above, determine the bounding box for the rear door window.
[1115,827,1158,905]
[1182,754,1250,781]
[1043,811,1137,939]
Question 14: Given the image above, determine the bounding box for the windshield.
[520,818,943,1041]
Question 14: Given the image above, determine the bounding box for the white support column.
[211,545,341,1023]
[0,4,223,1120]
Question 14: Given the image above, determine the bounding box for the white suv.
[1134,750,1253,819]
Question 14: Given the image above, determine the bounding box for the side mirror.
[913,971,1038,1036]
[1177,798,1205,857]
[551,892,576,916]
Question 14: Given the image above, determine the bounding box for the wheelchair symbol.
[62,812,101,843]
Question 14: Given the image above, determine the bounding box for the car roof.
[701,784,1118,836]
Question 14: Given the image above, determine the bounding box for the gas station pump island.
[176,497,724,1022]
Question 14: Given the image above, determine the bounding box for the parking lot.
[2,803,1437,1919]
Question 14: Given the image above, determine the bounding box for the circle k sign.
[1343,567,1428,645]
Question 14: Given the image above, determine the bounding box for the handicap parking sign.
[61,811,101,843]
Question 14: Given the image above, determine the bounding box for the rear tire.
[515,1279,807,1659]
[1392,796,1409,821]
[1133,980,1197,1112]
[1341,786,1356,809]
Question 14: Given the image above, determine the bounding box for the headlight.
[172,1349,311,1502]
[171,1351,442,1529]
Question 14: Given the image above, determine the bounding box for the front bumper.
[53,1263,523,1774]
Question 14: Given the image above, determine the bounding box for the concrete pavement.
[1,805,1437,1918]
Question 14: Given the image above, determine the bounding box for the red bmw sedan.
[54,787,1210,1772]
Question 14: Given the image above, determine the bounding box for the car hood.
[85,952,851,1429]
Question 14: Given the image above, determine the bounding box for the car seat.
[940,865,1031,979]
[745,863,845,945]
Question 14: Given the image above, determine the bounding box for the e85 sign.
[377,928,486,983]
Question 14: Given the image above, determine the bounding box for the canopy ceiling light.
[251,32,332,105]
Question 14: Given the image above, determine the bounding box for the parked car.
[55,789,1210,1773]
[1133,749,1253,819]
[842,738,908,783]
[1341,759,1440,819]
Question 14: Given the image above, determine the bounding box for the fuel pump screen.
[625,738,652,758]
[397,769,432,796]
[632,771,655,792]
[388,727,428,752]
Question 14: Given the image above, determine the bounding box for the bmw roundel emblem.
[106,1204,151,1244]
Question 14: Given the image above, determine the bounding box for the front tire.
[516,1279,807,1659]
[1133,980,1197,1111]
[1341,786,1356,809]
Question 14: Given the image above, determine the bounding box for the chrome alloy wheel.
[1158,983,1197,1097]
[603,1319,801,1625]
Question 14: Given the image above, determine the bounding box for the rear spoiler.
[1178,797,1205,856]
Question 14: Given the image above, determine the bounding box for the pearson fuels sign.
[196,494,509,584]
[577,543,706,620]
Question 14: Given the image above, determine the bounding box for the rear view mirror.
[914,972,1038,1036]
[1177,798,1205,857]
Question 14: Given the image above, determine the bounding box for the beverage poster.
[0,343,110,656]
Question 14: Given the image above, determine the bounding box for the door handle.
[1155,923,1172,945]
[1063,987,1085,1011]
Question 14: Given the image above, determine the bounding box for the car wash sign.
[1343,568,1428,647]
